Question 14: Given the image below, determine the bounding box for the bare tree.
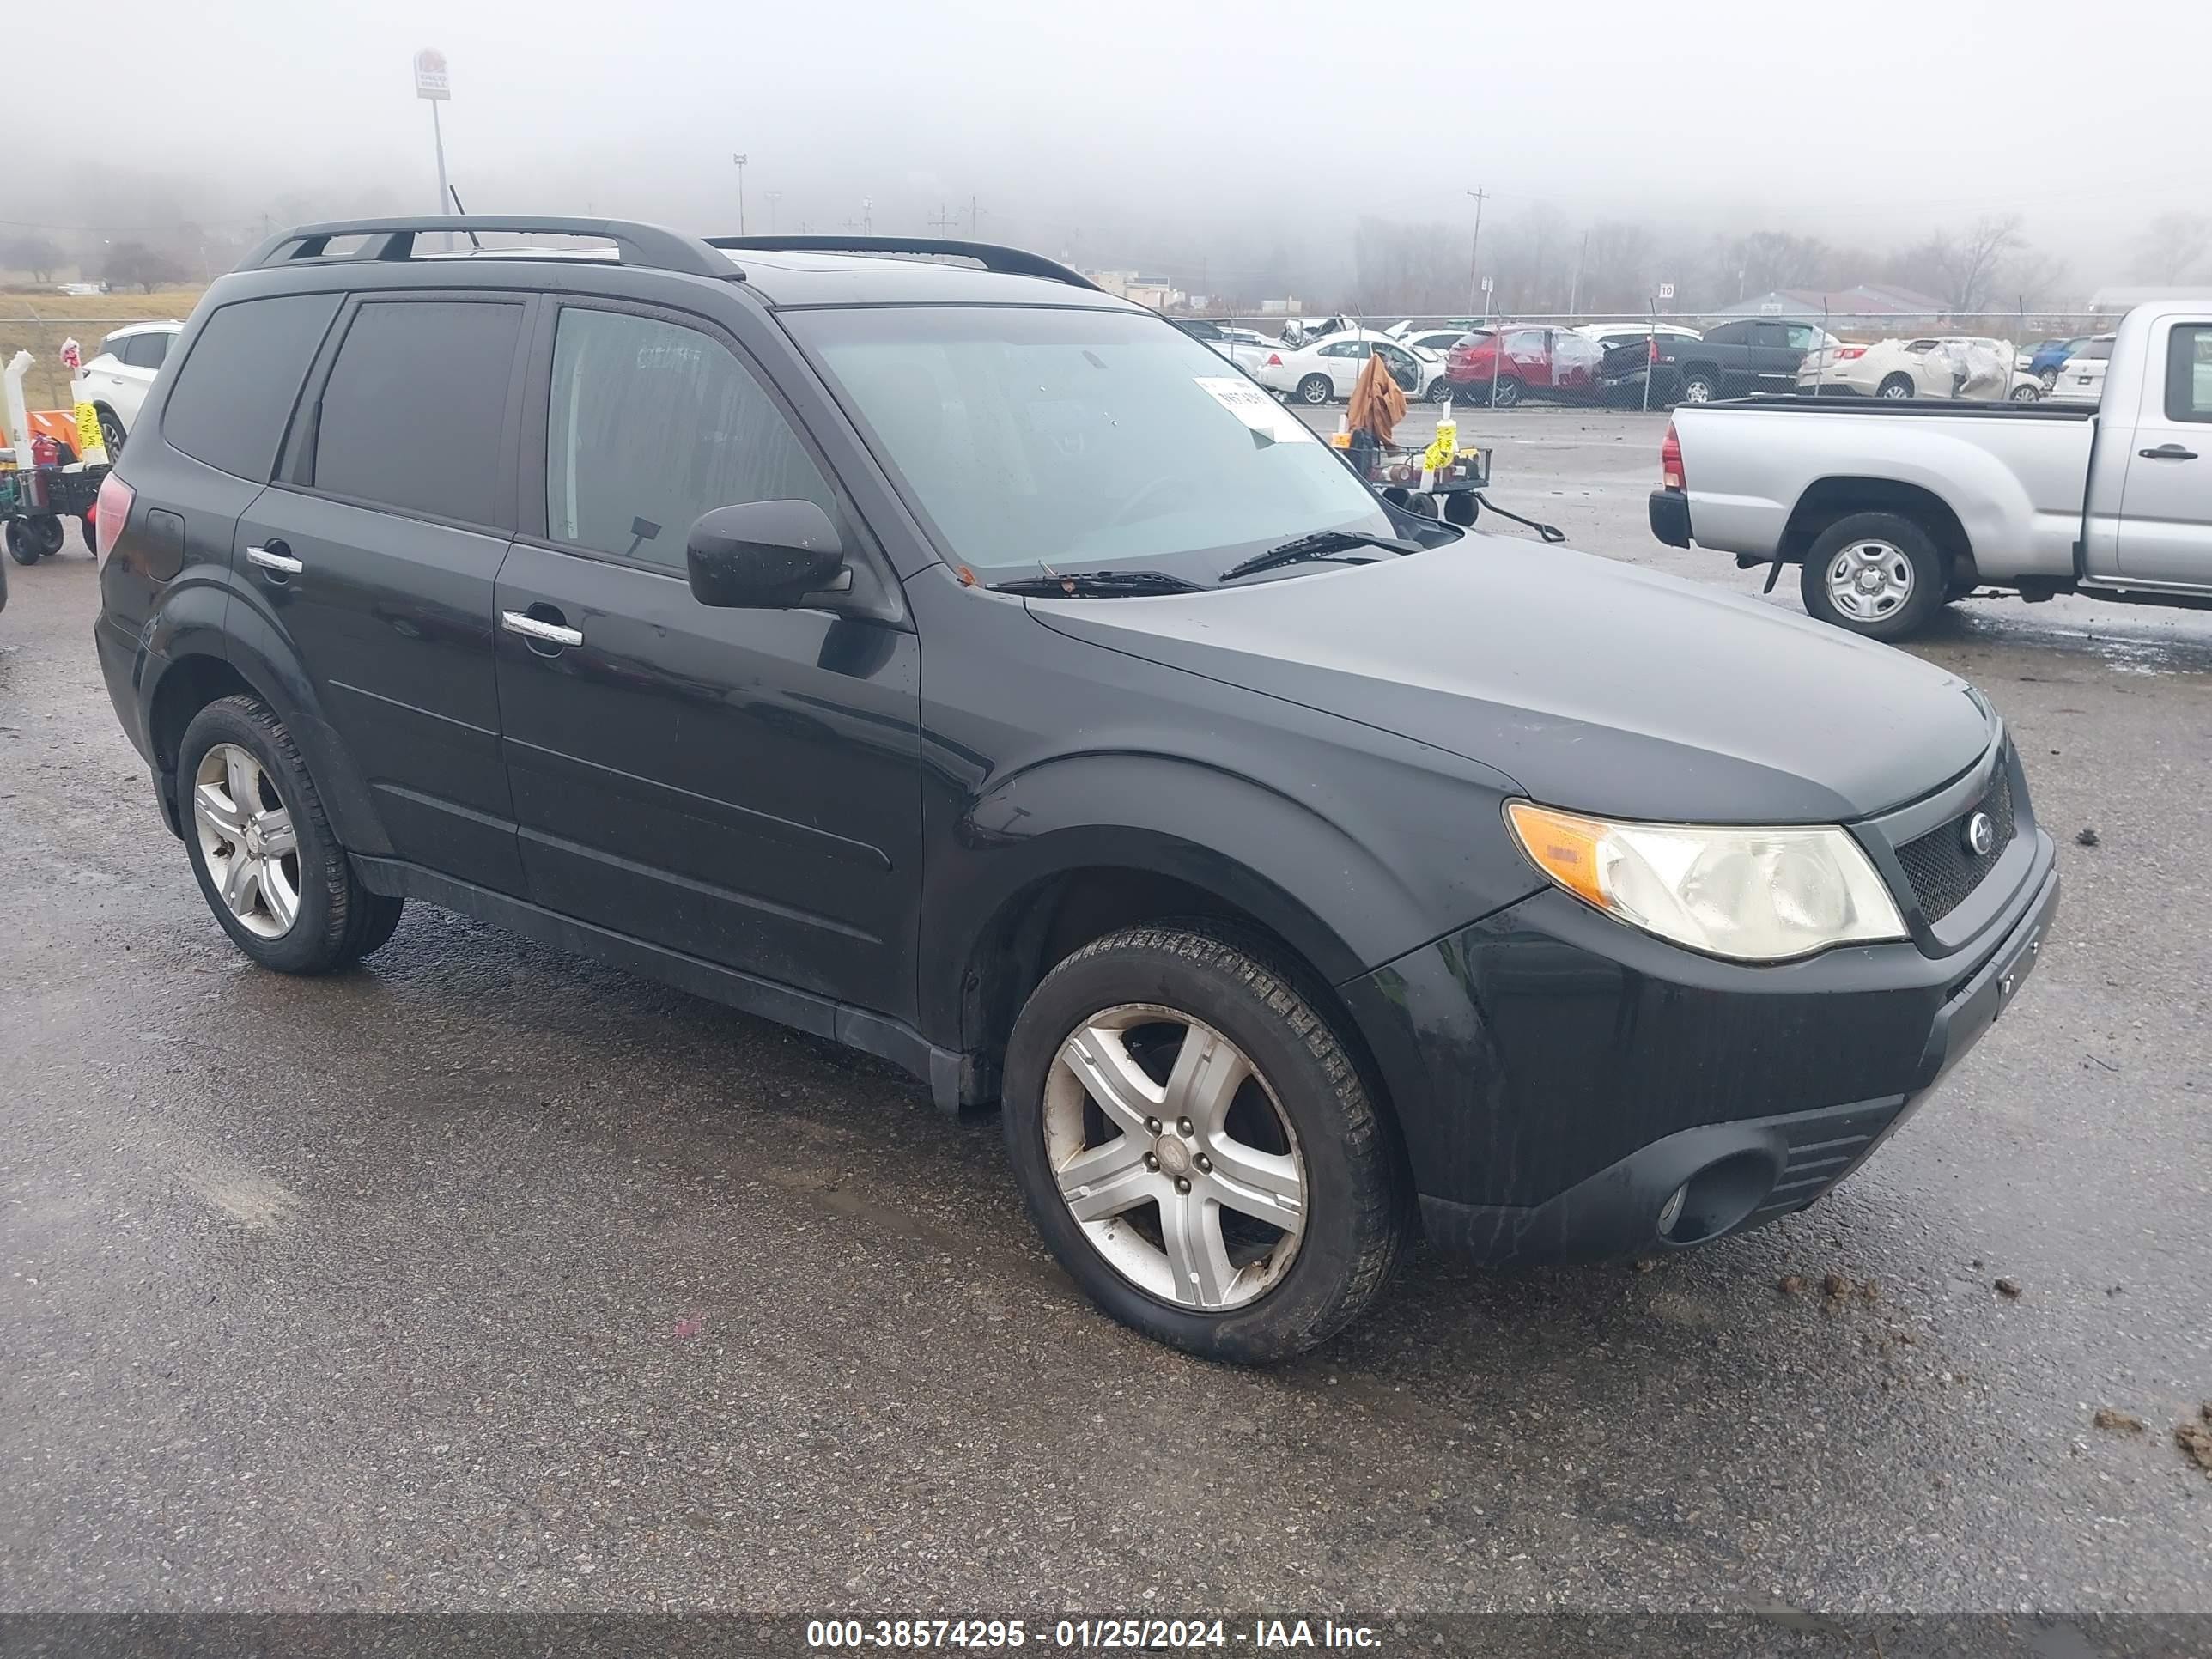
[1939,214,2024,313]
[2130,213,2212,284]
[1351,217,1460,315]
[0,234,64,283]
[100,240,187,294]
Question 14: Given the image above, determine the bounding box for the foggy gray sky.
[23,0,2211,295]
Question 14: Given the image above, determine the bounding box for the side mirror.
[685,501,846,609]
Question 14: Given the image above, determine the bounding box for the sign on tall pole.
[415,49,452,249]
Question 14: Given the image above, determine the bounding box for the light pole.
[731,154,748,236]
[1464,187,1488,316]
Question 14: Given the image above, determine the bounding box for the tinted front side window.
[161,294,341,482]
[544,308,833,568]
[312,300,522,526]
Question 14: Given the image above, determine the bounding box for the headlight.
[1504,802,1906,963]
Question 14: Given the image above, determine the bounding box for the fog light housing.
[1656,1182,1687,1237]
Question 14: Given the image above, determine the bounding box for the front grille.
[1895,763,2016,923]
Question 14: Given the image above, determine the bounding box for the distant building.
[1085,270,1184,310]
[1710,285,1948,325]
[1256,297,1304,316]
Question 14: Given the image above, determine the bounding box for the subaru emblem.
[1964,811,1996,858]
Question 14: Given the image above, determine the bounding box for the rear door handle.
[501,610,584,648]
[2139,444,2198,460]
[246,544,303,575]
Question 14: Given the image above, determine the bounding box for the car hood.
[1024,538,1994,823]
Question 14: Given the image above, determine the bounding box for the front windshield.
[786,305,1396,581]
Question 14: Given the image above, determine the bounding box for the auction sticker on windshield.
[1194,377,1312,446]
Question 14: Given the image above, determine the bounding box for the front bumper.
[1648,487,1692,548]
[1341,832,2058,1267]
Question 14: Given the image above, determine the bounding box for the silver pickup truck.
[1649,295,2212,639]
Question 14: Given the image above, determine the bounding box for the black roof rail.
[239,217,738,281]
[704,235,1099,292]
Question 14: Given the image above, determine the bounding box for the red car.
[1443,326,1605,407]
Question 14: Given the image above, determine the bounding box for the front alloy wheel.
[1045,1005,1306,1310]
[192,742,302,938]
[1002,926,1409,1363]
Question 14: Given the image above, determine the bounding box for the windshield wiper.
[988,568,1205,598]
[1218,530,1423,585]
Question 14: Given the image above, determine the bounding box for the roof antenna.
[447,187,483,252]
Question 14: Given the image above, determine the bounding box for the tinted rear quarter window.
[161,295,342,482]
[310,300,523,527]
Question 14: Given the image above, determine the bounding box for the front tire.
[1002,926,1408,1364]
[1800,512,1947,640]
[5,520,44,564]
[1296,374,1334,406]
[178,694,404,974]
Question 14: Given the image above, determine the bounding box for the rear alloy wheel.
[2010,381,2041,402]
[1296,374,1334,406]
[1877,374,1917,401]
[97,407,128,461]
[1003,926,1408,1363]
[179,694,404,973]
[1800,511,1947,640]
[1489,375,1524,408]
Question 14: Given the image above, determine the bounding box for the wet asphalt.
[3,411,2209,1615]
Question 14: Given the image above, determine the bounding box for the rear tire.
[2009,381,2041,402]
[96,406,128,460]
[1678,367,1721,404]
[1800,512,1947,641]
[6,520,43,565]
[1296,374,1334,406]
[1877,374,1917,401]
[1489,374,1524,408]
[178,694,405,975]
[33,515,65,557]
[1002,925,1409,1364]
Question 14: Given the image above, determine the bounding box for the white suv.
[71,321,183,456]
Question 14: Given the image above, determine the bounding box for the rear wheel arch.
[1780,477,1975,584]
[144,638,391,857]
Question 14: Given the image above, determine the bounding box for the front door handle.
[2140,443,2198,460]
[501,610,584,648]
[246,544,303,575]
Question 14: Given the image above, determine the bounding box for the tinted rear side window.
[309,300,522,527]
[161,295,340,482]
[119,332,171,368]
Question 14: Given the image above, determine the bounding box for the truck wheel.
[1001,925,1409,1364]
[1678,368,1720,404]
[177,694,406,975]
[1801,513,1947,640]
[1296,374,1334,405]
[1877,374,1917,400]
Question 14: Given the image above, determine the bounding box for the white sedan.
[1253,332,1448,405]
[1796,336,2023,401]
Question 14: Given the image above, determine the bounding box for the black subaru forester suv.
[94,218,2057,1362]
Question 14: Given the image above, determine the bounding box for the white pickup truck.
[1649,295,2212,639]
